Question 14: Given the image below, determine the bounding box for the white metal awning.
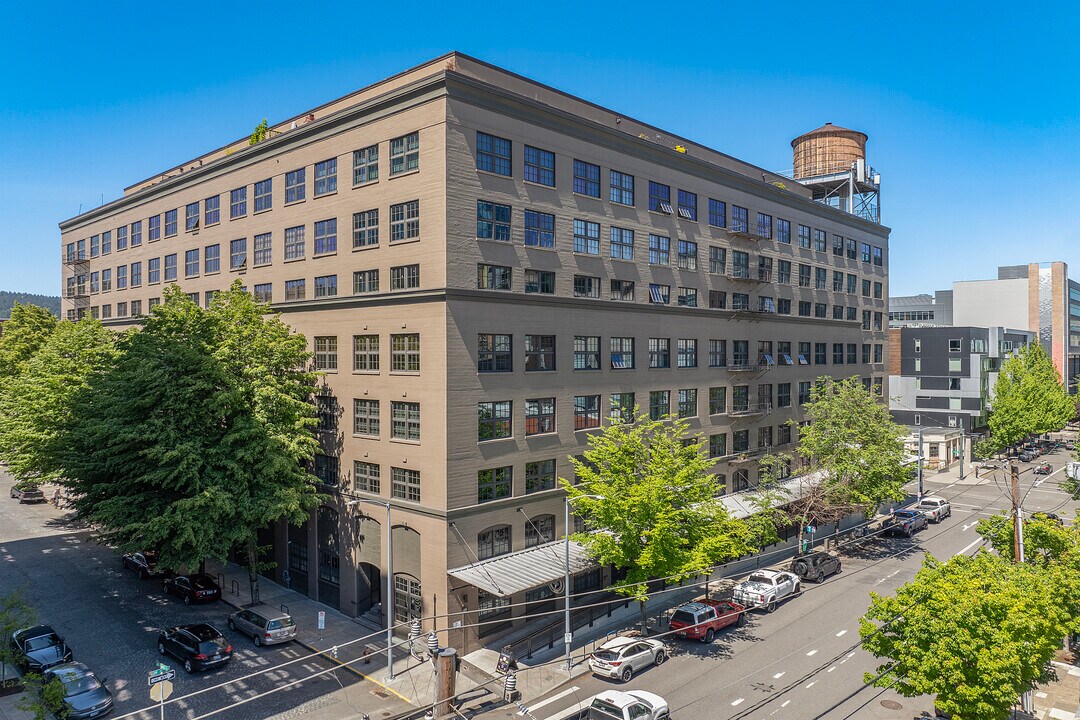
[448,540,596,598]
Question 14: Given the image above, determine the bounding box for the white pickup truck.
[732,569,801,613]
[584,690,669,720]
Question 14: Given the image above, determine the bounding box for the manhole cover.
[880,699,903,710]
[371,689,390,698]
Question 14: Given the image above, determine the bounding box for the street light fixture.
[563,493,602,673]
[347,498,395,680]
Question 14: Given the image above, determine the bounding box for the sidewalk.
[1035,661,1080,719]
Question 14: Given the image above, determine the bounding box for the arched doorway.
[287,520,309,597]
[317,507,340,611]
[354,514,382,616]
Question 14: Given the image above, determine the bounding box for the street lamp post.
[563,494,601,673]
[347,498,395,680]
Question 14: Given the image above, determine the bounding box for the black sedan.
[163,573,221,604]
[122,550,163,579]
[11,625,73,672]
[43,661,113,719]
[157,624,232,673]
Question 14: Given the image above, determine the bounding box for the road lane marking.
[782,700,790,707]
[956,538,984,556]
[847,652,855,658]
[962,521,977,531]
[840,658,849,664]
[731,698,745,706]
[827,666,836,672]
[806,650,818,656]
[806,681,816,688]
[773,672,785,679]
[836,630,847,637]
[529,686,579,713]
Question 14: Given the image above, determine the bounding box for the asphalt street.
[492,444,1080,720]
[0,469,408,720]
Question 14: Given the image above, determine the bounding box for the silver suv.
[228,607,297,646]
[916,496,952,523]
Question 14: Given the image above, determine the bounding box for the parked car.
[10,625,73,672]
[1034,463,1053,475]
[588,636,667,682]
[1019,451,1037,462]
[122,550,163,579]
[586,690,670,720]
[883,509,929,537]
[1065,441,1076,451]
[228,607,297,646]
[1033,511,1063,525]
[732,570,800,613]
[791,551,842,582]
[157,623,232,673]
[9,483,46,504]
[42,661,113,719]
[669,599,745,642]
[163,574,221,604]
[916,496,953,523]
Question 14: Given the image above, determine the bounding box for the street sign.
[148,667,175,686]
[149,680,173,702]
[564,633,573,646]
[318,611,326,630]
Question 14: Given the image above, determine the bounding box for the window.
[390,264,419,289]
[758,256,773,283]
[798,301,811,317]
[392,467,420,502]
[874,344,883,363]
[798,264,811,287]
[314,219,337,255]
[184,249,199,277]
[708,198,726,228]
[862,279,872,297]
[202,195,220,226]
[315,274,337,298]
[874,282,883,299]
[677,240,698,270]
[777,218,791,244]
[678,389,697,417]
[477,523,510,557]
[777,298,791,315]
[354,399,380,436]
[677,338,697,368]
[847,306,858,321]
[833,343,845,364]
[832,235,844,256]
[525,269,555,294]
[130,262,142,287]
[777,383,791,408]
[252,178,272,213]
[478,334,512,372]
[164,254,176,282]
[799,381,811,405]
[815,267,827,290]
[314,337,338,370]
[733,293,750,310]
[525,460,556,493]
[479,403,511,442]
[756,213,772,239]
[390,200,420,241]
[610,393,635,422]
[230,187,247,218]
[90,271,99,294]
[815,302,827,318]
[251,232,272,266]
[285,279,306,301]
[815,343,827,364]
[353,335,379,371]
[230,238,247,270]
[523,209,554,248]
[709,339,727,367]
[709,386,727,415]
[285,225,305,260]
[649,283,670,305]
[391,402,420,441]
[862,344,872,364]
[391,333,420,372]
[354,461,380,494]
[798,342,810,365]
[164,209,178,236]
[847,238,857,260]
[709,247,726,275]
[649,234,670,265]
[131,220,143,246]
[116,301,127,317]
[253,283,272,303]
[610,170,634,205]
[476,131,512,176]
[833,306,844,320]
[101,304,112,318]
[309,158,337,197]
[285,168,305,203]
[525,398,556,435]
[477,201,512,241]
[649,181,672,213]
[847,343,858,364]
[185,203,199,231]
[573,219,600,254]
[574,395,601,430]
[611,279,635,301]
[352,209,379,248]
[677,190,697,220]
[861,242,871,263]
[525,515,556,547]
[574,336,600,370]
[573,159,600,196]
[353,269,379,294]
[478,468,513,505]
[353,145,379,184]
[833,270,844,292]
[146,260,158,285]
[100,231,111,255]
[203,244,220,274]
[610,226,634,259]
[148,215,161,242]
[610,337,634,369]
[797,224,811,248]
[477,263,512,290]
[709,433,728,458]
[873,246,883,266]
[649,390,670,420]
[524,145,555,186]
[677,287,697,307]
[731,205,749,232]
[649,338,670,368]
[574,275,600,298]
[525,335,555,371]
[847,274,858,294]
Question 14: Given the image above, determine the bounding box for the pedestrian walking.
[51,488,61,507]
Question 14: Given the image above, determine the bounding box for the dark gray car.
[790,552,842,583]
[11,625,73,672]
[228,607,297,646]
[43,661,113,719]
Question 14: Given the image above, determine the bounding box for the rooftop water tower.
[790,123,881,223]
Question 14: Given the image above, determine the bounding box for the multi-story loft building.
[888,290,953,328]
[57,52,890,652]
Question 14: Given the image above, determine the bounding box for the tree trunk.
[247,541,261,606]
[638,599,648,636]
[198,558,206,575]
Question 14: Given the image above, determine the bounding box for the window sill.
[610,257,636,264]
[477,437,515,445]
[475,169,514,181]
[523,244,557,252]
[353,179,379,189]
[352,434,380,440]
[389,168,421,180]
[523,179,556,191]
[352,244,380,252]
[352,370,380,375]
[477,237,514,246]
[388,371,421,377]
[313,251,338,259]
[389,438,421,446]
[316,369,339,374]
[388,237,421,246]
[571,251,602,258]
[253,262,272,269]
[284,256,306,263]
[253,207,273,216]
[229,267,247,273]
[205,270,221,277]
[313,190,338,200]
[572,191,602,201]
[284,199,306,207]
[205,221,220,229]
[525,432,557,439]
[229,214,247,221]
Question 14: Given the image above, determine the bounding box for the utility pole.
[958,430,964,480]
[1010,462,1025,563]
[917,426,924,500]
[433,648,457,718]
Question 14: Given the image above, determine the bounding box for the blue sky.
[2,1,1077,297]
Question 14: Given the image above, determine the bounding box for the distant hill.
[0,291,61,319]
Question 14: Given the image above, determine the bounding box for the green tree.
[17,672,69,720]
[0,302,57,384]
[52,284,320,602]
[791,377,907,533]
[976,511,1078,566]
[249,118,269,145]
[0,590,35,684]
[0,317,119,483]
[861,552,1080,720]
[562,412,761,633]
[975,342,1074,457]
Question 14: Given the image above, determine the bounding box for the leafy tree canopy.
[976,510,1079,566]
[0,302,57,382]
[860,552,1080,720]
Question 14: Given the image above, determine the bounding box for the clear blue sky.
[2,1,1077,297]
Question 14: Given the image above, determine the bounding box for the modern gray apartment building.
[58,53,890,652]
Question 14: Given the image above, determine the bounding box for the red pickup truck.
[669,599,746,643]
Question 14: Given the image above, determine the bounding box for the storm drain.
[880,699,903,710]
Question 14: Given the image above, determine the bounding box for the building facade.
[888,290,952,328]
[58,53,890,652]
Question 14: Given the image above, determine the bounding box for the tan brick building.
[58,52,890,652]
